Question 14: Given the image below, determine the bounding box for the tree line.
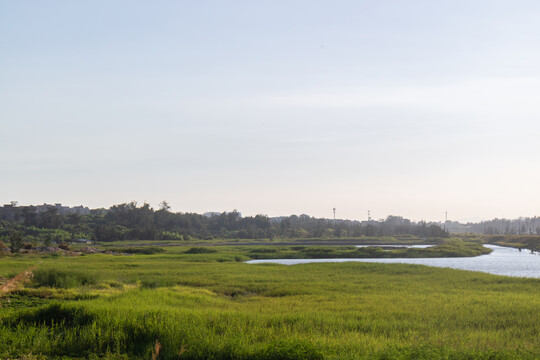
[444,217,540,235]
[0,202,448,247]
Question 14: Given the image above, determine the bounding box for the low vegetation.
[31,268,98,289]
[0,240,538,359]
[481,234,540,252]
[247,239,491,259]
[106,247,166,255]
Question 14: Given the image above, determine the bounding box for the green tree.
[22,207,38,227]
[43,234,52,247]
[39,207,63,229]
[9,231,24,253]
[159,201,171,211]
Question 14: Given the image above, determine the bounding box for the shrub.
[184,247,217,254]
[9,231,24,253]
[160,231,183,240]
[58,243,71,251]
[108,247,165,255]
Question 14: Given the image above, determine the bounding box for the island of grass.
[243,238,491,259]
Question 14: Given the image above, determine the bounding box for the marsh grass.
[0,242,538,359]
[246,239,490,260]
[184,247,218,254]
[482,234,540,251]
[107,247,166,255]
[32,268,98,288]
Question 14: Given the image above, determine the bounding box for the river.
[246,245,540,278]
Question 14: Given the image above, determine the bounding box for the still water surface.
[247,245,540,278]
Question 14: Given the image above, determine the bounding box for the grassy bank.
[95,235,439,248]
[481,234,540,252]
[244,238,490,259]
[0,241,538,359]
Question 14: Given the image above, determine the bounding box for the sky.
[2,1,540,222]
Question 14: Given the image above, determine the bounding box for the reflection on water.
[247,245,540,278]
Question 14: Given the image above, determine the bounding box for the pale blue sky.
[2,1,540,221]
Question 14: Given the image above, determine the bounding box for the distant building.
[1,203,90,221]
[203,212,221,217]
[35,203,90,215]
[0,204,17,221]
[203,211,242,218]
[70,205,90,215]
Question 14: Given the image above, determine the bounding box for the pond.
[246,245,540,278]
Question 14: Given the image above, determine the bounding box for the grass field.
[0,239,538,359]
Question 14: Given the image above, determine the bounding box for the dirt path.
[0,266,36,296]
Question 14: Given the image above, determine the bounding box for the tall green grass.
[32,268,98,288]
[0,244,538,359]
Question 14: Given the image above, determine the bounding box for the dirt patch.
[0,266,36,297]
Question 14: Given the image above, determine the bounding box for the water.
[247,245,540,278]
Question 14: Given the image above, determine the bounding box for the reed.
[0,243,538,359]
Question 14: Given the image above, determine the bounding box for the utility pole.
[333,207,336,227]
[368,210,371,222]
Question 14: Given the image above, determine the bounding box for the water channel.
[247,245,540,278]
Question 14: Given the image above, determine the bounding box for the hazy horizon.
[3,1,540,223]
[2,200,534,224]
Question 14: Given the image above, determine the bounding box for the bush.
[160,231,183,240]
[108,247,165,255]
[9,231,24,253]
[184,247,217,254]
[58,243,71,251]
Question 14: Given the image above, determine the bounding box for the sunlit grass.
[0,242,538,359]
